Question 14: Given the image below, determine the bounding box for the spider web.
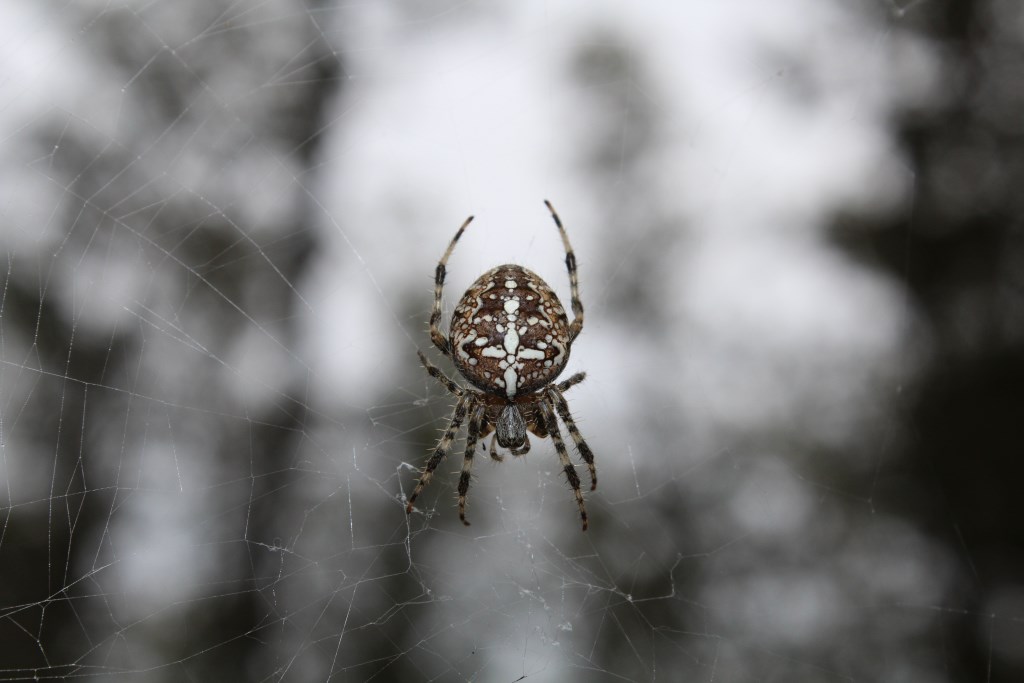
[2,1,1022,681]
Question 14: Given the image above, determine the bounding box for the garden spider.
[406,200,597,531]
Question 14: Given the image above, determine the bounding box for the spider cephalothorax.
[406,201,597,530]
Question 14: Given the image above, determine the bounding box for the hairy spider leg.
[430,214,475,357]
[458,403,485,525]
[487,434,504,462]
[544,200,584,342]
[417,350,465,397]
[539,400,589,531]
[547,382,597,491]
[556,371,587,393]
[407,393,472,514]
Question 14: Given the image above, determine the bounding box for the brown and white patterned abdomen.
[450,264,571,399]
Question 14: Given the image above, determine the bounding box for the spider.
[406,200,597,531]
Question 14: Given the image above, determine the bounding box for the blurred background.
[1,0,1022,681]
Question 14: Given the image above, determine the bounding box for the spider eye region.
[496,405,527,449]
[450,265,571,398]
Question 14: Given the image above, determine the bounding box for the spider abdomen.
[450,264,570,399]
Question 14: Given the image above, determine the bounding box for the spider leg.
[430,214,475,357]
[407,393,472,515]
[547,385,597,491]
[458,403,485,526]
[544,200,584,342]
[488,433,504,462]
[476,418,500,460]
[539,400,589,531]
[418,350,464,397]
[509,436,531,456]
[556,371,586,393]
